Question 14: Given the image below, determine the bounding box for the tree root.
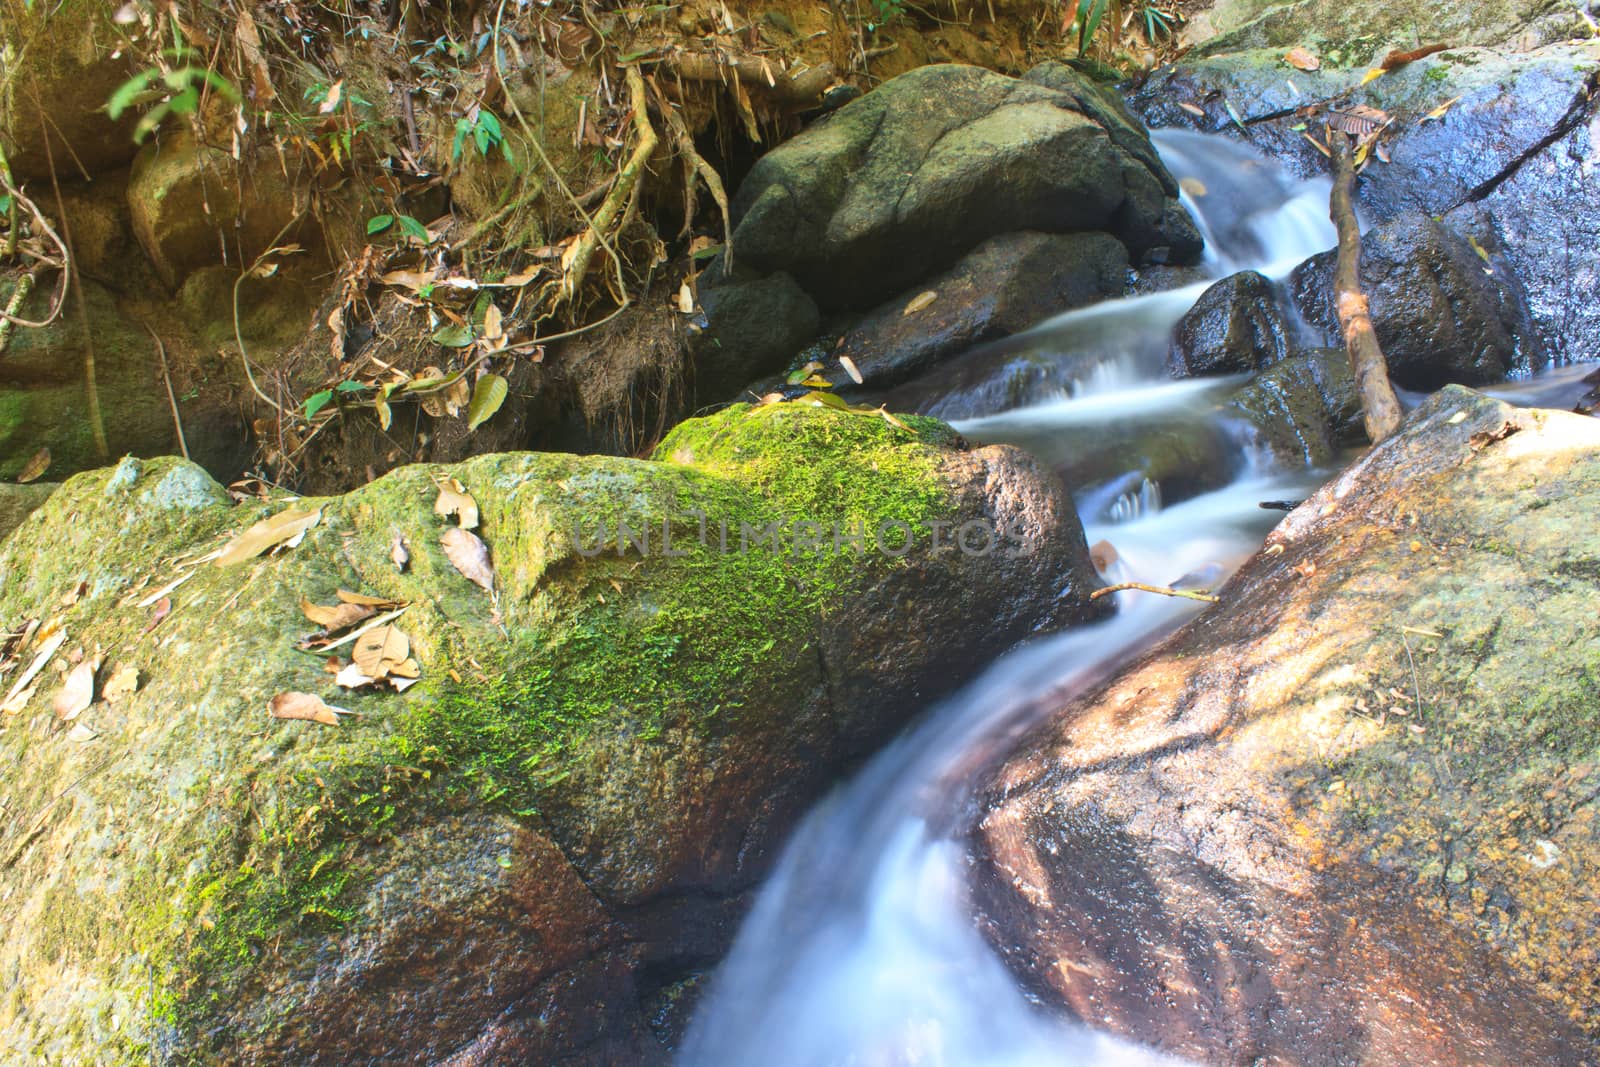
[663,51,834,107]
[560,66,658,306]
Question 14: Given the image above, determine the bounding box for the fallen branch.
[1089,582,1220,604]
[1329,130,1402,442]
[664,51,835,106]
[148,325,190,460]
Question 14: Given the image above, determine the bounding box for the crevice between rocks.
[1461,70,1600,206]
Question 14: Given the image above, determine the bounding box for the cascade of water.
[679,132,1341,1066]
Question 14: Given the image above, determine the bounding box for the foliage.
[107,57,241,142]
[452,108,513,164]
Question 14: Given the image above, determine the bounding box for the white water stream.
[676,134,1360,1065]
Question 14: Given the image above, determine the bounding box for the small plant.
[867,0,906,31]
[452,108,514,164]
[366,214,432,243]
[107,55,241,142]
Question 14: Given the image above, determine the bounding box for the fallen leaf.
[1283,46,1320,71]
[2,681,39,716]
[1467,234,1492,263]
[16,447,50,484]
[391,533,411,571]
[1380,43,1451,70]
[1224,100,1247,130]
[466,373,509,431]
[1088,539,1120,574]
[215,507,323,567]
[434,478,480,529]
[676,281,695,313]
[443,374,471,417]
[334,662,378,689]
[838,354,864,385]
[144,597,172,634]
[269,691,348,725]
[59,580,87,607]
[102,664,139,703]
[903,290,937,316]
[352,624,410,681]
[1420,95,1462,124]
[5,627,65,710]
[336,590,404,608]
[418,365,451,417]
[301,598,376,631]
[1359,67,1386,86]
[1179,177,1208,198]
[1178,101,1206,118]
[1327,104,1390,137]
[482,302,504,343]
[379,268,438,291]
[442,527,494,592]
[388,657,420,679]
[53,655,101,721]
[319,79,343,113]
[1375,141,1392,163]
[66,723,98,742]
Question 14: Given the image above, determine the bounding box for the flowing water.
[678,133,1409,1065]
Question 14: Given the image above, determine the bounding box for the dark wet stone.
[1169,270,1294,377]
[690,271,820,403]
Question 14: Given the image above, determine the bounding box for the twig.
[1089,582,1220,603]
[232,216,304,418]
[1329,129,1402,442]
[149,325,190,460]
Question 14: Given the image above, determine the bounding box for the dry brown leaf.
[380,268,438,291]
[215,507,322,566]
[1283,46,1320,71]
[6,629,66,711]
[16,447,50,484]
[434,478,480,529]
[1178,101,1206,118]
[336,590,404,608]
[839,354,864,385]
[334,662,377,689]
[59,580,86,608]
[300,598,376,631]
[391,532,411,571]
[53,655,100,721]
[1420,95,1462,124]
[1327,105,1390,137]
[676,281,695,314]
[1179,177,1208,198]
[319,79,343,113]
[418,365,450,417]
[483,302,504,343]
[102,664,139,703]
[353,624,410,680]
[2,681,39,716]
[902,290,937,316]
[66,723,97,742]
[1380,43,1451,70]
[388,657,420,679]
[442,527,494,592]
[144,597,172,634]
[443,375,471,418]
[269,691,348,725]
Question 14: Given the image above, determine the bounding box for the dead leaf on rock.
[442,527,494,592]
[53,655,101,721]
[1179,177,1208,198]
[102,664,139,703]
[2,682,39,716]
[334,662,377,689]
[300,598,376,632]
[5,627,66,710]
[1283,46,1320,71]
[66,723,98,742]
[59,580,87,608]
[838,354,864,385]
[144,597,172,634]
[391,532,411,572]
[16,447,51,484]
[352,624,410,680]
[434,477,480,529]
[1420,95,1462,124]
[268,691,349,726]
[1178,101,1206,118]
[336,590,404,609]
[215,507,323,566]
[902,290,937,316]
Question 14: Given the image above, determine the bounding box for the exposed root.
[560,67,658,306]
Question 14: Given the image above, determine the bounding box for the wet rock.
[822,232,1128,394]
[1131,42,1600,364]
[0,3,140,180]
[1177,0,1576,58]
[690,272,819,402]
[0,404,1106,1064]
[1169,270,1293,377]
[731,63,1198,311]
[0,482,56,543]
[1225,347,1362,463]
[127,129,315,288]
[1290,213,1544,389]
[974,387,1600,1062]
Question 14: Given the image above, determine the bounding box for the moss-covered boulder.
[974,388,1600,1062]
[0,403,1105,1063]
[728,63,1198,312]
[0,481,56,542]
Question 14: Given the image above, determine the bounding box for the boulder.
[730,63,1199,311]
[127,130,314,288]
[1225,347,1363,464]
[0,1,140,180]
[1290,214,1544,389]
[689,272,819,402]
[0,404,1107,1064]
[1168,269,1293,377]
[813,232,1128,394]
[973,387,1600,1062]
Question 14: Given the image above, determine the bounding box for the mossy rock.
[977,388,1600,1060]
[0,404,1104,1062]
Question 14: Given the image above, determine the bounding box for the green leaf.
[1079,0,1110,52]
[467,373,509,431]
[452,119,470,161]
[397,215,430,243]
[107,70,159,120]
[366,214,394,234]
[304,389,334,418]
[431,325,474,348]
[335,380,369,393]
[0,194,12,214]
[478,110,502,139]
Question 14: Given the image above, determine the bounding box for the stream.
[676,133,1574,1064]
